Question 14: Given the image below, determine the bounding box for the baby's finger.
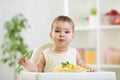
[18,58,25,65]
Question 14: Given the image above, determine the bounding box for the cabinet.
[63,0,120,80]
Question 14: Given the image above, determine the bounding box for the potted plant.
[90,8,97,16]
[89,8,97,26]
[1,13,30,80]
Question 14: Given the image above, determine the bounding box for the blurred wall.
[0,0,64,80]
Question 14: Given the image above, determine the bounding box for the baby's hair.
[51,15,75,33]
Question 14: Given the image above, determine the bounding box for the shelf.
[100,25,120,30]
[75,25,120,31]
[75,26,97,31]
[100,65,120,68]
[89,64,120,69]
[64,0,120,79]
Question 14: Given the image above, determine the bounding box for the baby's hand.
[18,57,29,66]
[87,68,96,72]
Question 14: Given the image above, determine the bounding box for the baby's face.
[50,21,74,47]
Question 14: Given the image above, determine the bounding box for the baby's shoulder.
[68,47,77,52]
[42,48,51,53]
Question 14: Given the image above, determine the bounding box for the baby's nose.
[60,32,65,36]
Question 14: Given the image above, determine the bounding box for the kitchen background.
[0,0,120,80]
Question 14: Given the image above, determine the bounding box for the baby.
[18,15,96,72]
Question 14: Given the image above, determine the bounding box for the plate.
[52,66,89,72]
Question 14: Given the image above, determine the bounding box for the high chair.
[30,42,54,64]
[20,71,116,80]
[20,43,116,80]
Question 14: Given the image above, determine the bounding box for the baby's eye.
[65,31,70,33]
[54,30,60,33]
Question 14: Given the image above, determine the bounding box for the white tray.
[20,71,116,80]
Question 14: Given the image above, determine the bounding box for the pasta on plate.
[52,61,89,72]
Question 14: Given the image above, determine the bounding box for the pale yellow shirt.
[43,48,77,72]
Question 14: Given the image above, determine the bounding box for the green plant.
[1,13,30,67]
[90,8,97,15]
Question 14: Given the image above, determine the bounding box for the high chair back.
[30,43,54,63]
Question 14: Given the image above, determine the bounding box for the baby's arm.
[36,53,45,72]
[76,52,96,72]
[18,58,38,72]
[18,52,45,72]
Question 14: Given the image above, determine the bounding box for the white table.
[20,71,116,80]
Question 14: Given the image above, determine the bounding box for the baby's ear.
[49,32,52,39]
[72,34,75,39]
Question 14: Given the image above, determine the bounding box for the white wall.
[0,0,64,80]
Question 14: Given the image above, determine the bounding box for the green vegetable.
[61,61,69,68]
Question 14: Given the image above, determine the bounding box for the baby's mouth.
[59,39,65,42]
